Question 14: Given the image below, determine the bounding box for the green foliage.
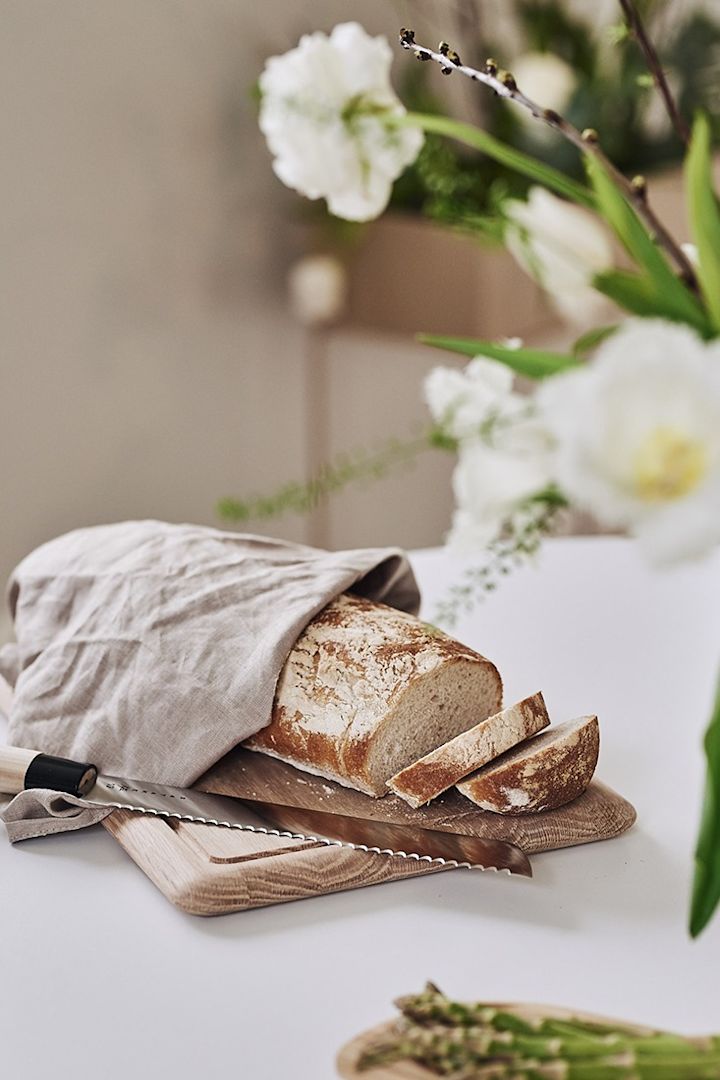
[389,5,720,223]
[517,0,596,75]
[690,668,720,938]
[217,435,430,523]
[587,158,712,334]
[418,332,579,379]
[686,112,720,334]
[571,324,618,357]
[433,493,567,629]
[405,113,594,209]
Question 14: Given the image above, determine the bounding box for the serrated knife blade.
[0,745,532,876]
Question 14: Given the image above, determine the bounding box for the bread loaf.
[457,715,599,814]
[244,593,503,796]
[387,692,550,808]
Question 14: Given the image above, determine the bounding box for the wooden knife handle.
[0,745,98,797]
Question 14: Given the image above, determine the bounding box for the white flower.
[424,356,516,440]
[538,319,720,563]
[511,52,576,137]
[288,254,347,325]
[424,356,554,549]
[259,23,424,222]
[504,187,614,325]
[448,437,553,551]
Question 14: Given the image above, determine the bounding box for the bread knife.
[0,745,532,876]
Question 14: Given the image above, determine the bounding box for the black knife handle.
[0,745,97,797]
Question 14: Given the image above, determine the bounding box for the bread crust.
[457,715,600,814]
[244,593,502,796]
[387,692,550,808]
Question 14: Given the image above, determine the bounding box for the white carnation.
[424,356,515,440]
[448,437,553,552]
[424,356,554,549]
[504,187,614,325]
[259,23,423,222]
[538,319,720,563]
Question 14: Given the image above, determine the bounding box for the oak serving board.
[103,748,635,916]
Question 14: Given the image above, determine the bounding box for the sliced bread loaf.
[386,691,550,808]
[244,593,503,796]
[457,715,600,814]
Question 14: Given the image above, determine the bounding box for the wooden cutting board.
[103,748,635,916]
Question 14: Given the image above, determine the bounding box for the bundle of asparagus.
[356,984,720,1078]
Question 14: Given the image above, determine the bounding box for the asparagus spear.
[356,985,720,1078]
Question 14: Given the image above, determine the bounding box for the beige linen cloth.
[0,520,420,842]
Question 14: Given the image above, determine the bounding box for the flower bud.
[288,255,347,327]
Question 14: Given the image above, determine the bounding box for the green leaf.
[586,157,711,334]
[586,157,670,277]
[690,667,720,937]
[404,112,595,210]
[418,333,579,379]
[572,324,618,358]
[593,267,712,335]
[685,112,720,333]
[594,269,669,318]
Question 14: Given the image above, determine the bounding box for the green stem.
[690,664,720,937]
[217,432,432,524]
[399,111,596,210]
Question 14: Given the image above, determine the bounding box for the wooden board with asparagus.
[337,984,720,1079]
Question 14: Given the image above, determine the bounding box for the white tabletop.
[2,537,720,1079]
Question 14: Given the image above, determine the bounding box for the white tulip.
[504,187,614,324]
[259,23,424,222]
[538,319,720,563]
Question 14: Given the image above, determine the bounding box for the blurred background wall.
[0,1,709,629]
[0,1,481,613]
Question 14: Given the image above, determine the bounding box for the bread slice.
[386,691,550,808]
[457,715,600,814]
[244,593,503,796]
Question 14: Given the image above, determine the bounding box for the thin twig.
[398,29,698,290]
[618,0,690,146]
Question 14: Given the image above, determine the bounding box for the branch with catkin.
[398,28,697,292]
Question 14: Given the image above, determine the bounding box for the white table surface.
[2,537,720,1079]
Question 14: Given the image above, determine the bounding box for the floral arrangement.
[389,0,720,228]
[227,6,720,936]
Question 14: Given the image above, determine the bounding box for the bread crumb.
[502,787,532,807]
